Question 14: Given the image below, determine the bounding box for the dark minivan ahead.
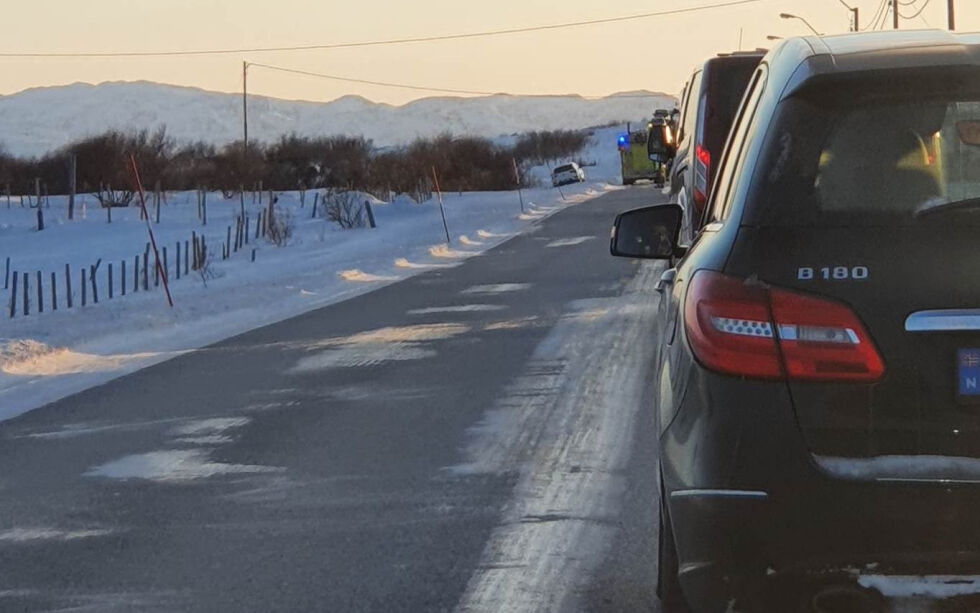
[613,30,980,612]
[671,51,763,244]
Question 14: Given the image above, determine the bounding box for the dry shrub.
[267,205,294,246]
[323,189,366,229]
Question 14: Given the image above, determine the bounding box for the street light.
[780,12,823,36]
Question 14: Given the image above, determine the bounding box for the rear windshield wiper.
[915,197,980,218]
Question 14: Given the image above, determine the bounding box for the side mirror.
[610,203,683,259]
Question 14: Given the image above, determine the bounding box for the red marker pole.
[130,154,174,307]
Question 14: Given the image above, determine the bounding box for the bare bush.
[514,130,589,165]
[197,250,217,285]
[267,205,294,246]
[94,184,134,208]
[323,189,366,229]
[0,128,588,198]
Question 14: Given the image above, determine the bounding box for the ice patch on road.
[23,418,183,440]
[407,305,506,316]
[85,449,280,482]
[171,417,250,437]
[0,340,165,377]
[856,574,980,597]
[546,236,595,248]
[330,324,469,345]
[173,435,234,446]
[564,307,609,322]
[291,345,437,370]
[169,417,251,445]
[482,317,540,331]
[338,269,400,282]
[289,323,468,371]
[0,527,113,543]
[461,283,531,295]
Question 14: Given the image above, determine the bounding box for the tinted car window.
[677,71,701,148]
[696,57,759,163]
[553,164,574,173]
[744,69,980,227]
[708,65,767,224]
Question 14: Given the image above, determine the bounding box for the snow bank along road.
[0,126,629,420]
[0,186,670,612]
[0,180,610,422]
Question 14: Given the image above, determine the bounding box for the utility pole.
[242,61,249,161]
[893,0,899,29]
[68,154,76,220]
[948,0,956,30]
[838,1,859,31]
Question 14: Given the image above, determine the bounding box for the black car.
[671,51,763,245]
[612,31,980,612]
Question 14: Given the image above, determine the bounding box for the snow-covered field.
[0,127,627,420]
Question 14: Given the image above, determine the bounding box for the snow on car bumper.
[668,477,980,610]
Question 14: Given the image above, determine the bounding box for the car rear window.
[697,57,760,158]
[705,59,758,126]
[744,68,980,227]
[554,164,574,173]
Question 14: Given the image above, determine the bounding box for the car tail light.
[695,143,711,166]
[769,289,885,381]
[684,271,884,382]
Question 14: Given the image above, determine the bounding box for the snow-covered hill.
[0,81,675,158]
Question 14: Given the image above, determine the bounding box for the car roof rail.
[716,49,767,57]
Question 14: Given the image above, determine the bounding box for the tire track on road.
[454,260,662,613]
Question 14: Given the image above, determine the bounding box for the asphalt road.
[0,186,668,613]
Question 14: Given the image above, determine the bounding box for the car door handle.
[655,268,676,294]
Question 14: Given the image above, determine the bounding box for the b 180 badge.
[797,266,869,281]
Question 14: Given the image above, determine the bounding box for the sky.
[0,0,976,105]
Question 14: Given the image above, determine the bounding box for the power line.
[862,0,889,30]
[0,0,765,58]
[247,62,661,99]
[875,0,893,29]
[900,0,933,19]
[867,4,886,29]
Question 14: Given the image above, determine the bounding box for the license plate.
[958,349,980,397]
